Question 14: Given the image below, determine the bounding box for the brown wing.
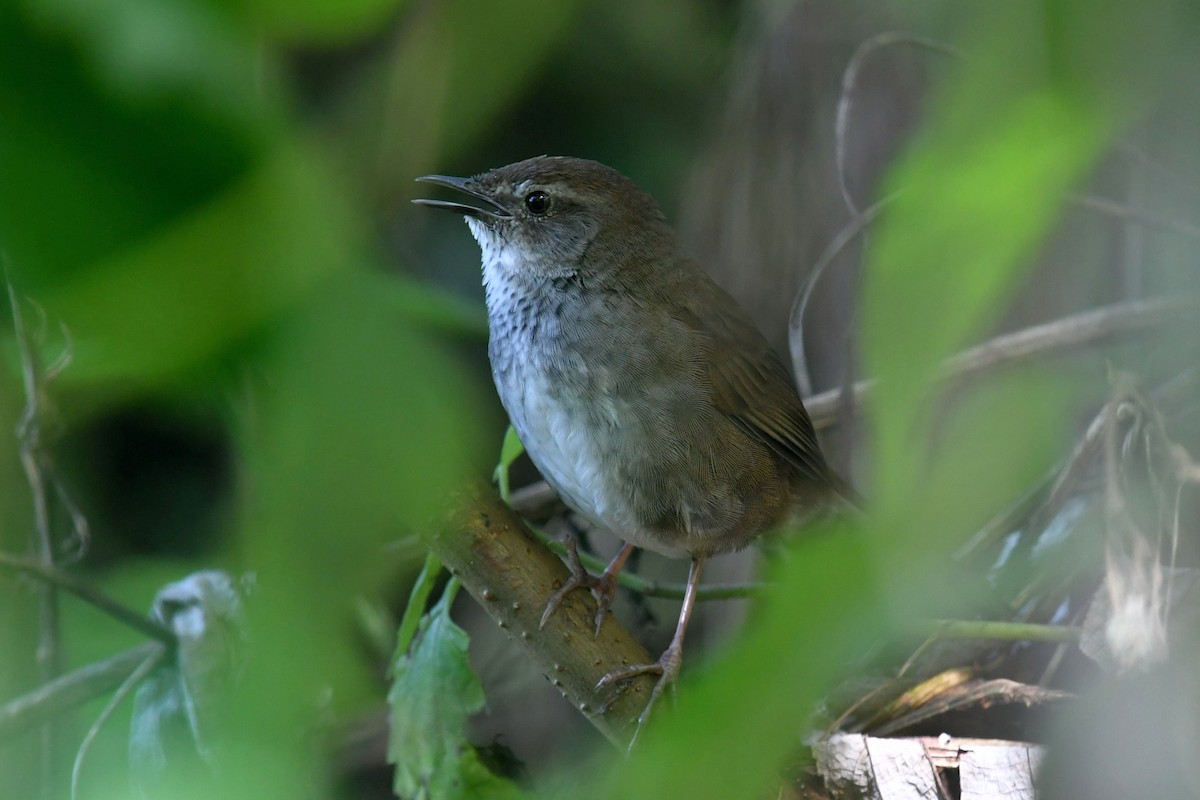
[707,338,831,484]
[669,274,832,486]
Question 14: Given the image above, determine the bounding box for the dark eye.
[524,190,551,216]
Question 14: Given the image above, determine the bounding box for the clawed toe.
[595,659,664,692]
[541,539,634,634]
[590,570,619,635]
[595,645,683,745]
[539,571,591,628]
[539,536,598,629]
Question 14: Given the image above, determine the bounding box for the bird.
[414,156,854,732]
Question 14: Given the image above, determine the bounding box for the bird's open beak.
[412,175,512,221]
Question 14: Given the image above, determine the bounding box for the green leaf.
[864,91,1108,515]
[0,0,269,288]
[388,582,526,800]
[395,552,443,658]
[228,271,489,757]
[492,426,524,503]
[41,144,356,386]
[238,0,413,43]
[323,0,584,203]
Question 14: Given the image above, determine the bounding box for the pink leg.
[597,556,706,745]
[540,540,636,636]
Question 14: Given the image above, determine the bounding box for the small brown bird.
[415,156,853,729]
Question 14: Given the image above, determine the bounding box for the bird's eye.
[524,190,551,216]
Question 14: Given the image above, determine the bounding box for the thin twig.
[792,32,958,404]
[52,479,91,564]
[929,619,1080,643]
[0,643,168,742]
[36,320,87,564]
[1067,192,1200,242]
[8,277,62,798]
[70,647,167,800]
[528,525,761,601]
[1103,378,1131,523]
[834,33,961,215]
[0,554,176,646]
[940,298,1187,385]
[803,296,1193,429]
[790,196,894,396]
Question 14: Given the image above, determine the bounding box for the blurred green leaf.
[599,525,882,800]
[395,551,443,658]
[0,0,269,287]
[859,87,1109,596]
[231,270,487,753]
[882,371,1071,608]
[328,0,583,203]
[595,5,1123,800]
[492,425,524,502]
[42,144,356,386]
[865,92,1108,512]
[239,0,412,43]
[389,581,526,800]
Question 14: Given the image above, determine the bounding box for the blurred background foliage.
[1,0,1198,798]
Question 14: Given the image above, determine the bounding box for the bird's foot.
[595,640,684,747]
[539,537,620,635]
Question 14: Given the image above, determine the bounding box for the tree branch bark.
[428,488,660,748]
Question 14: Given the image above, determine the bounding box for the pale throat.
[466,218,520,286]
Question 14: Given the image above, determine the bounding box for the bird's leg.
[590,542,635,635]
[540,540,636,635]
[596,556,705,744]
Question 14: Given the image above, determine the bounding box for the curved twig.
[790,33,959,400]
[0,643,167,741]
[70,646,167,800]
[834,33,962,215]
[790,196,895,396]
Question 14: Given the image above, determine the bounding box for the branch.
[835,33,962,216]
[804,296,1193,429]
[1067,192,1200,242]
[928,620,1080,643]
[427,488,660,748]
[521,520,762,601]
[0,643,167,742]
[0,553,176,646]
